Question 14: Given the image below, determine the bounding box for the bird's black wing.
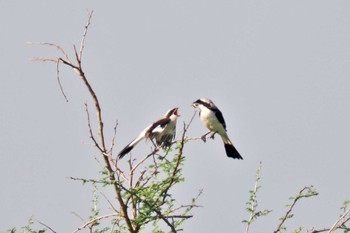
[146,117,170,135]
[212,107,227,131]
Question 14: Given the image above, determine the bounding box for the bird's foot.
[152,146,160,154]
[209,132,216,140]
[201,131,213,142]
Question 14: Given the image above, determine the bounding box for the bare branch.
[71,211,85,222]
[309,214,350,233]
[55,60,69,102]
[134,169,147,187]
[328,208,350,232]
[100,191,119,213]
[28,41,71,62]
[175,110,197,141]
[109,119,119,156]
[84,103,103,152]
[78,10,93,61]
[115,166,128,182]
[130,148,159,174]
[184,110,197,132]
[37,220,57,233]
[31,57,61,63]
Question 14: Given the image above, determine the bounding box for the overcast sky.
[1,1,350,232]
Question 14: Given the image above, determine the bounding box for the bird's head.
[192,98,214,109]
[164,107,180,119]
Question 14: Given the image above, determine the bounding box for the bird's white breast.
[200,107,226,134]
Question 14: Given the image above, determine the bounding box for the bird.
[117,107,180,159]
[192,98,243,160]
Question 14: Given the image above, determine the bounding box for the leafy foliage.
[243,162,272,233]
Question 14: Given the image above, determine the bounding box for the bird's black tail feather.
[117,135,145,160]
[117,144,134,159]
[224,143,243,160]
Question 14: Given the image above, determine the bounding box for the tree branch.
[72,213,118,233]
[32,11,136,233]
[37,220,57,233]
[274,186,318,233]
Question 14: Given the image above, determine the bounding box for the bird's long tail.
[117,135,145,159]
[221,135,243,160]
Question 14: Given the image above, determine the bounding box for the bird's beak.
[174,108,180,116]
[191,103,197,108]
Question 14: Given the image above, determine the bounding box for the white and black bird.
[192,98,243,160]
[117,108,180,159]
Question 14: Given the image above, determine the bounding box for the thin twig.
[78,10,93,61]
[309,216,350,233]
[72,213,118,233]
[29,42,71,62]
[138,160,159,190]
[168,189,204,214]
[128,157,137,220]
[119,184,178,233]
[175,110,197,141]
[55,59,69,102]
[85,103,103,152]
[245,162,263,233]
[99,191,119,213]
[71,211,85,222]
[159,122,187,204]
[115,166,128,182]
[37,220,57,233]
[109,119,118,157]
[142,215,193,226]
[185,110,197,132]
[130,148,159,174]
[328,208,350,232]
[31,57,60,63]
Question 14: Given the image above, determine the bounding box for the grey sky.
[1,0,350,232]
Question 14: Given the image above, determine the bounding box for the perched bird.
[117,108,179,159]
[192,98,243,160]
